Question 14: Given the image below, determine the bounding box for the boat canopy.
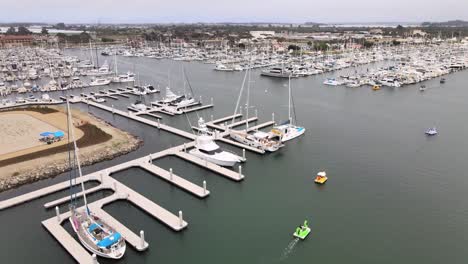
[88,223,102,233]
[97,232,122,248]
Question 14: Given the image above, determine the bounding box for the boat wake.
[278,238,299,262]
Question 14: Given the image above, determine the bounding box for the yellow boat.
[372,85,381,91]
[314,171,328,184]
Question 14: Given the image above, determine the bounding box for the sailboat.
[66,100,126,259]
[169,67,196,108]
[111,54,135,83]
[269,75,305,142]
[229,64,283,152]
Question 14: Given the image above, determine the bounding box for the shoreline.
[0,107,143,192]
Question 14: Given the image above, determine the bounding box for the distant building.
[0,35,34,48]
[411,29,427,37]
[249,31,275,39]
[369,29,384,35]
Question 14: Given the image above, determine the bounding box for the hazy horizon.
[0,0,466,24]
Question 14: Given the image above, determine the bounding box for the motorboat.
[129,100,147,112]
[169,95,195,108]
[293,220,311,240]
[89,78,111,87]
[261,67,296,78]
[214,63,234,71]
[419,85,427,91]
[15,97,26,104]
[425,127,438,136]
[323,78,341,86]
[372,85,381,91]
[189,118,245,167]
[314,171,328,184]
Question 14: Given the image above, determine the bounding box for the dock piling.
[170,168,173,181]
[179,211,183,227]
[183,143,186,152]
[55,206,60,222]
[255,109,258,118]
[203,181,207,195]
[157,119,160,129]
[242,149,246,160]
[272,112,275,123]
[111,104,114,114]
[140,230,145,249]
[211,97,213,105]
[113,181,117,192]
[148,154,152,163]
[199,96,202,104]
[238,165,242,179]
[100,172,103,183]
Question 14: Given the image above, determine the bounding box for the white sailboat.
[229,64,283,152]
[269,75,305,142]
[66,100,126,259]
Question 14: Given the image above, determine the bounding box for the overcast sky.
[1,0,467,24]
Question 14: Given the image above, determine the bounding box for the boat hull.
[189,149,239,167]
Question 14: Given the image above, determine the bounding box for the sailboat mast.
[114,53,118,77]
[246,60,251,130]
[66,99,88,208]
[89,40,94,67]
[288,74,292,123]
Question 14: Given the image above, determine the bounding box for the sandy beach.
[0,106,140,191]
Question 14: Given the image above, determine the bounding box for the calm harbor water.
[1,52,468,263]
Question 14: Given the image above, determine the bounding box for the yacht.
[261,67,296,78]
[214,63,234,71]
[323,78,341,86]
[129,100,147,112]
[89,78,111,87]
[189,118,245,167]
